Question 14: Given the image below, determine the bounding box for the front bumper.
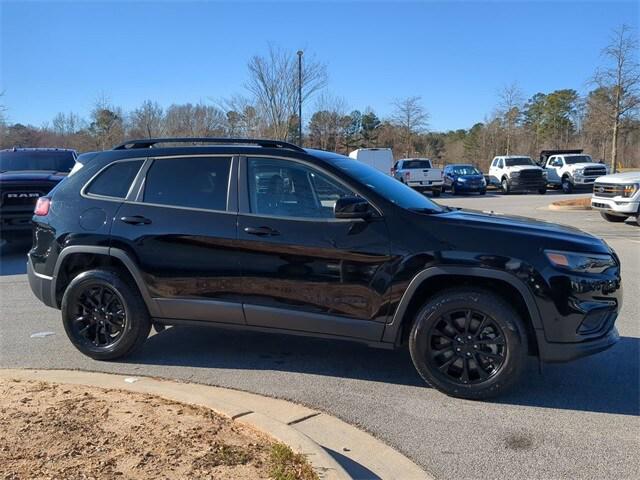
[591,197,639,215]
[509,177,546,191]
[573,176,599,186]
[452,182,485,192]
[27,257,57,308]
[537,327,619,362]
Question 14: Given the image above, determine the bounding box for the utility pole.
[297,50,303,146]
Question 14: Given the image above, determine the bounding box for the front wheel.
[561,177,574,194]
[501,178,511,194]
[479,189,487,195]
[408,288,528,400]
[61,268,151,360]
[538,188,547,195]
[600,211,628,223]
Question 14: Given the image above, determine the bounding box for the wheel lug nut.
[456,347,461,352]
[467,336,472,340]
[473,345,478,349]
[466,352,472,357]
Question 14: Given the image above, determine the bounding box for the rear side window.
[86,160,143,198]
[143,156,231,211]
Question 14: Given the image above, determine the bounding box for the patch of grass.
[269,443,318,480]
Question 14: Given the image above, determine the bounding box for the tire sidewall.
[409,290,527,400]
[61,269,149,360]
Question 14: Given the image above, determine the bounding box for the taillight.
[404,171,411,180]
[34,197,50,216]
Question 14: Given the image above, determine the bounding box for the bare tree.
[592,24,640,172]
[88,95,124,150]
[497,82,524,154]
[129,100,164,138]
[246,45,327,141]
[391,96,429,156]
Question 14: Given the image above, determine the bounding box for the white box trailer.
[349,148,394,174]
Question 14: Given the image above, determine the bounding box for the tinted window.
[0,150,76,172]
[403,160,432,169]
[565,155,592,164]
[329,156,445,213]
[86,160,143,198]
[505,157,534,166]
[144,157,231,210]
[248,158,355,218]
[451,166,481,175]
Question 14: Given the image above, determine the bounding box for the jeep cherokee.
[27,138,622,399]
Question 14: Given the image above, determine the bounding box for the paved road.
[1,193,639,480]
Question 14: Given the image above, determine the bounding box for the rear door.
[110,155,244,325]
[236,156,393,341]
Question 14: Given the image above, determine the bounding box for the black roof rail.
[113,137,306,153]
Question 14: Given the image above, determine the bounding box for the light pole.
[297,50,303,146]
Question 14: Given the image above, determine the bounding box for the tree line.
[1,25,637,172]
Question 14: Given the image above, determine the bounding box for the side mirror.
[334,196,374,220]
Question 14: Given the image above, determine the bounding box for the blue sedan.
[443,164,487,195]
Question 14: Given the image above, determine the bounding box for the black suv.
[27,138,622,399]
[1,148,77,241]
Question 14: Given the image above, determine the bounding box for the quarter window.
[247,158,355,219]
[143,157,231,210]
[86,160,143,198]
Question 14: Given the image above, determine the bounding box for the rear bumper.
[537,327,619,362]
[407,181,443,190]
[27,257,57,308]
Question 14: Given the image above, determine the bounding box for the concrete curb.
[0,369,431,480]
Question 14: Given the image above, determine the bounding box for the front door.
[236,156,393,341]
[110,155,244,324]
[546,157,562,184]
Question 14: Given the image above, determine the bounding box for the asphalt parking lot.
[1,192,638,480]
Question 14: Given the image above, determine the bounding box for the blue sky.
[1,0,638,131]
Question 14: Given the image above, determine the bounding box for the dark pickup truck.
[0,148,77,241]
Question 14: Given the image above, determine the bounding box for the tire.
[479,189,487,195]
[451,184,457,195]
[432,188,441,198]
[501,178,511,194]
[561,177,574,194]
[61,268,151,360]
[538,188,547,195]
[600,211,628,223]
[408,288,528,400]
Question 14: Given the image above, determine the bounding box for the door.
[489,158,502,184]
[546,156,563,184]
[110,155,245,324]
[237,156,393,340]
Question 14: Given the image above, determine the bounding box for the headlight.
[511,171,520,178]
[458,177,467,182]
[622,183,639,198]
[575,168,584,175]
[545,250,615,273]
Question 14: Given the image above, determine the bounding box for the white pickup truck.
[488,155,547,194]
[542,151,608,193]
[391,158,443,197]
[591,171,640,223]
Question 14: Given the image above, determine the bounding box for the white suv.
[591,171,640,223]
[544,153,608,193]
[488,156,547,194]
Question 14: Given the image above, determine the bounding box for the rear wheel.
[479,189,487,195]
[538,188,547,195]
[408,288,528,399]
[61,268,151,360]
[600,211,628,223]
[451,184,458,195]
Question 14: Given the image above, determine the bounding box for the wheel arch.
[51,246,160,316]
[382,267,542,355]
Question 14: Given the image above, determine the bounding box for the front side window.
[248,158,355,219]
[143,156,231,210]
[86,160,144,198]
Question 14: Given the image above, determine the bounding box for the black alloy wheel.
[409,288,527,399]
[70,284,127,349]
[62,269,151,360]
[426,309,506,385]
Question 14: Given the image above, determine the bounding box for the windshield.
[0,150,76,172]
[565,155,593,165]
[451,166,481,175]
[403,160,431,169]
[505,157,534,167]
[331,157,445,213]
